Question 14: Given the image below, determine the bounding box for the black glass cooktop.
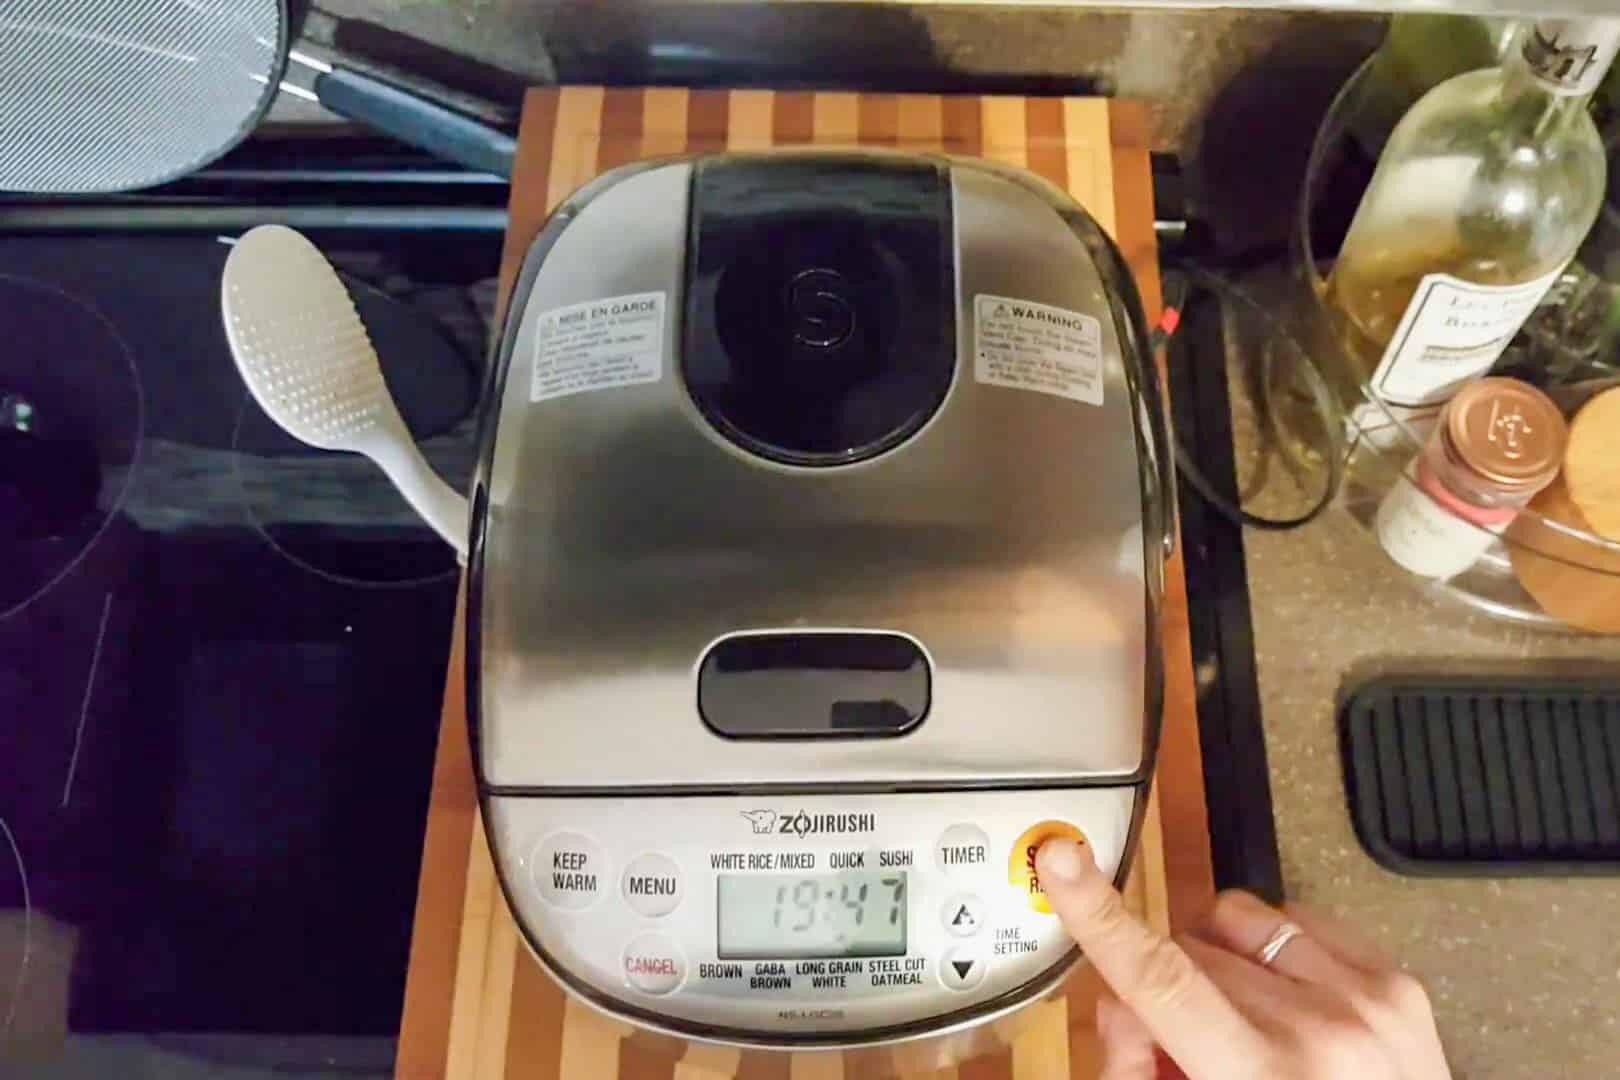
[0,233,488,1069]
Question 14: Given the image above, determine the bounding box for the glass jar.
[1376,377,1568,579]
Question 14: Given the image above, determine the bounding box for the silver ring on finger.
[1255,921,1305,967]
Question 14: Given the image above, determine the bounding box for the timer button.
[1007,820,1090,914]
[935,824,991,877]
[939,944,988,992]
[622,932,686,996]
[531,831,608,910]
[621,852,683,917]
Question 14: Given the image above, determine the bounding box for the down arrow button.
[940,945,987,991]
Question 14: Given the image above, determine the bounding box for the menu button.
[622,852,683,917]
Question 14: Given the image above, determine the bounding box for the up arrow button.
[941,894,987,938]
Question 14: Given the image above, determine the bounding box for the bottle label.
[1369,267,1564,409]
[1522,19,1620,96]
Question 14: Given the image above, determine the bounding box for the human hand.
[1035,838,1451,1079]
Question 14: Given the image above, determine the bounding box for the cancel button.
[623,933,685,995]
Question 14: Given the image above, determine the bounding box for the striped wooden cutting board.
[397,86,1212,1080]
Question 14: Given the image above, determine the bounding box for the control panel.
[483,787,1138,1043]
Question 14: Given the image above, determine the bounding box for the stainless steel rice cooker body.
[469,150,1172,1048]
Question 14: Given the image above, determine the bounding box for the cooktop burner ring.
[0,274,144,621]
[228,397,465,590]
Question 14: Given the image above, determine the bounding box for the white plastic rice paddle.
[221,224,469,557]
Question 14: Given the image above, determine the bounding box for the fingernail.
[1036,837,1094,884]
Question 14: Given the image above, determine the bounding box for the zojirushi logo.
[739,809,876,837]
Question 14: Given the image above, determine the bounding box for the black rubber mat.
[1342,676,1620,876]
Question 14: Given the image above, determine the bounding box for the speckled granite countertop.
[1245,506,1620,1079]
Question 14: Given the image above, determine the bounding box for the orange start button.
[1007,820,1090,914]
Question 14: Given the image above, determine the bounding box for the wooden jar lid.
[1509,476,1620,634]
[1563,387,1620,541]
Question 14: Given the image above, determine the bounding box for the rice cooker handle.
[1093,229,1176,565]
[1141,322,1177,563]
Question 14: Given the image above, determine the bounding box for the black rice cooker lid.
[682,154,956,468]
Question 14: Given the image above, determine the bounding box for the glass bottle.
[1324,19,1620,413]
[1349,14,1520,159]
[1307,16,1519,269]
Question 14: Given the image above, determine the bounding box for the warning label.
[974,294,1104,406]
[530,292,665,403]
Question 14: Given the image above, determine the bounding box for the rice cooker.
[470,149,1172,1048]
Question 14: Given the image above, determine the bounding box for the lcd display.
[716,872,907,959]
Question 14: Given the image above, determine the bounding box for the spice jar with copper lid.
[1376,377,1568,579]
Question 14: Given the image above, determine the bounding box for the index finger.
[1036,838,1268,1077]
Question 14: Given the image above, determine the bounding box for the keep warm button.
[532,831,607,910]
[623,933,686,995]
